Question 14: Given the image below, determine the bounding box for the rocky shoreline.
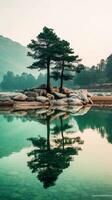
[0,88,93,111]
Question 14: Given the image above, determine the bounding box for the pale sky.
[0,0,112,66]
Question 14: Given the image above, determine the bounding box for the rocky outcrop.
[0,88,93,110]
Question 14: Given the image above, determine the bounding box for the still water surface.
[0,108,112,200]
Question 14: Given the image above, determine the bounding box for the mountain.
[0,35,33,80]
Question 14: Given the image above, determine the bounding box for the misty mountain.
[0,35,33,80]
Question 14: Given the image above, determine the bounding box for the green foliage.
[51,39,83,91]
[105,54,112,81]
[0,71,46,90]
[27,27,83,92]
[27,114,83,188]
[73,55,112,87]
[27,27,61,91]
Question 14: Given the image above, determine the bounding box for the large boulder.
[68,89,92,104]
[13,94,27,101]
[36,96,49,103]
[75,90,90,103]
[0,92,28,101]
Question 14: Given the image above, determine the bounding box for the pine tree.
[51,40,84,92]
[27,27,61,92]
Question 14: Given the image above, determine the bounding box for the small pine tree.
[51,40,84,92]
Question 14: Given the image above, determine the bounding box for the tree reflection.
[27,112,84,188]
[75,108,112,144]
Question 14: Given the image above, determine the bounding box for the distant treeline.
[0,71,74,90]
[74,54,112,87]
[0,54,112,90]
[0,72,46,90]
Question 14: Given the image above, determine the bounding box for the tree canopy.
[51,39,84,92]
[27,27,61,92]
[27,27,83,92]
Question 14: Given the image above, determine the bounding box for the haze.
[0,0,112,66]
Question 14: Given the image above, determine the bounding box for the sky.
[0,0,112,66]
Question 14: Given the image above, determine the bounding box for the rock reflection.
[27,112,84,188]
[0,107,112,160]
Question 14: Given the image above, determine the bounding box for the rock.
[87,91,92,98]
[52,87,59,93]
[67,98,82,105]
[72,106,91,116]
[47,110,55,116]
[24,91,37,98]
[67,106,83,114]
[0,92,24,98]
[76,90,90,103]
[36,96,49,103]
[13,94,27,101]
[68,93,79,99]
[63,87,73,94]
[33,89,47,96]
[27,97,36,101]
[53,92,66,99]
[47,93,54,100]
[0,100,14,107]
[35,109,49,115]
[68,89,92,104]
[79,89,92,98]
[0,95,11,101]
[51,99,67,106]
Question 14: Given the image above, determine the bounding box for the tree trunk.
[47,58,51,93]
[47,117,50,151]
[60,61,64,93]
[60,117,64,151]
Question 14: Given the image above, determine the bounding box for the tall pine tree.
[27,27,61,92]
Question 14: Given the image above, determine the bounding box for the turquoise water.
[0,108,112,200]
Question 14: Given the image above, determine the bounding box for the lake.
[0,107,112,200]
